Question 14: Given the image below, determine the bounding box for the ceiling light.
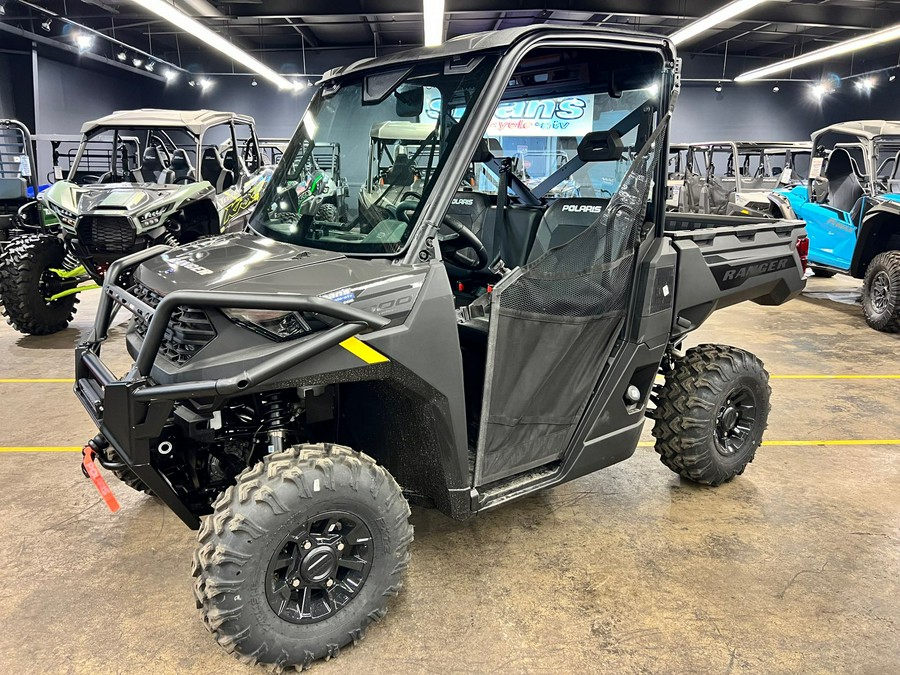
[423,0,445,47]
[199,78,212,90]
[670,0,770,46]
[251,78,258,86]
[810,81,831,101]
[891,73,897,82]
[145,61,155,72]
[132,56,143,67]
[855,75,875,92]
[132,0,293,89]
[715,82,723,92]
[0,3,6,16]
[163,69,177,82]
[292,79,307,92]
[188,79,196,87]
[772,84,780,92]
[645,82,660,96]
[74,33,94,52]
[41,18,52,32]
[116,50,127,61]
[737,22,900,81]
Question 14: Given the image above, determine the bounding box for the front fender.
[850,200,900,277]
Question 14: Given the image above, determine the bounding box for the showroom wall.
[16,46,900,152]
[0,51,34,126]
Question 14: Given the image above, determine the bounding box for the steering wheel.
[394,199,420,223]
[438,214,488,271]
[399,190,421,202]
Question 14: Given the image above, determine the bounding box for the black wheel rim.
[871,271,891,314]
[38,268,70,304]
[714,385,758,457]
[265,510,374,624]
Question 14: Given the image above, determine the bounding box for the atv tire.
[0,234,78,335]
[811,267,837,278]
[651,344,770,486]
[861,251,900,332]
[192,443,413,670]
[316,203,339,222]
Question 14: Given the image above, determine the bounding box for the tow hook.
[81,434,121,512]
[80,434,111,478]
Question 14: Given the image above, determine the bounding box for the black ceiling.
[4,0,900,77]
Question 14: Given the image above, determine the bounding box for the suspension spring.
[260,392,293,454]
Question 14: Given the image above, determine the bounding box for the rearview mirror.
[395,87,424,118]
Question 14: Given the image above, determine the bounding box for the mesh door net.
[474,117,669,486]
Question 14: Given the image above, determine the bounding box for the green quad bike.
[0,109,274,335]
[74,26,808,670]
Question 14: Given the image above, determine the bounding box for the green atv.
[0,109,273,335]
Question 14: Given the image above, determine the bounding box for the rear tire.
[651,344,771,486]
[0,234,78,335]
[811,267,837,278]
[862,251,900,332]
[192,443,412,670]
[316,203,339,222]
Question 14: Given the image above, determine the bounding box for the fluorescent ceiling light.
[736,23,900,81]
[423,0,445,47]
[670,0,770,46]
[131,0,293,89]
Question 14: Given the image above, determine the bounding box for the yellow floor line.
[770,375,900,380]
[0,446,83,452]
[638,439,900,448]
[0,378,76,383]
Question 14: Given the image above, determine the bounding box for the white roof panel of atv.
[370,122,437,142]
[813,120,900,142]
[80,109,256,136]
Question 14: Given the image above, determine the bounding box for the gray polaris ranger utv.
[74,26,807,670]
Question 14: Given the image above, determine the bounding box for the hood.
[135,232,415,299]
[43,180,208,215]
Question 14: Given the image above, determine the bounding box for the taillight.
[796,236,809,274]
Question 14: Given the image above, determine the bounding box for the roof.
[370,122,437,142]
[80,109,256,136]
[813,121,900,142]
[682,141,812,151]
[322,24,675,83]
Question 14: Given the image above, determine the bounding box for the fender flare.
[850,200,900,277]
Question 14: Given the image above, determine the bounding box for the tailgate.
[664,213,807,336]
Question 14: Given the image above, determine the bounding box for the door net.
[475,117,669,486]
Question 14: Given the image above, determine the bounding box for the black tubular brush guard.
[73,245,390,528]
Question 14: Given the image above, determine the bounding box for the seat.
[825,148,865,213]
[223,148,247,178]
[132,146,167,183]
[526,197,610,263]
[385,152,416,186]
[169,149,195,184]
[201,147,234,193]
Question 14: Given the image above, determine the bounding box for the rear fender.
[850,202,900,277]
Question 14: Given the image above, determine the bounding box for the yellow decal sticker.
[339,337,389,364]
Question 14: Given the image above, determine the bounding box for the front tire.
[192,444,413,670]
[862,251,900,332]
[651,344,771,486]
[0,234,78,335]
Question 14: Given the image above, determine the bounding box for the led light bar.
[670,0,770,46]
[131,0,293,89]
[423,0,445,47]
[736,23,900,81]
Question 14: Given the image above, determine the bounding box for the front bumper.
[74,246,390,528]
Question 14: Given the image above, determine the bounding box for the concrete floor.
[0,274,898,674]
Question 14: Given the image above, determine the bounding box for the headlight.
[50,204,78,227]
[139,207,168,227]
[222,308,313,341]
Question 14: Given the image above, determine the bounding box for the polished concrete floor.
[0,275,898,673]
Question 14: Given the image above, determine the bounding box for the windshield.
[251,57,498,255]
[70,127,197,185]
